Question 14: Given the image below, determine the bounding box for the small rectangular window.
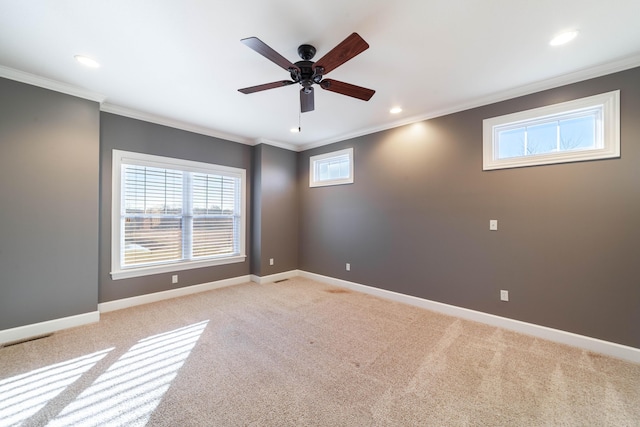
[112,150,246,280]
[310,148,354,187]
[483,90,620,170]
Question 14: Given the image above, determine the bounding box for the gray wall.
[250,144,299,276]
[99,113,253,302]
[3,66,639,350]
[299,67,640,349]
[0,78,99,329]
[250,145,263,274]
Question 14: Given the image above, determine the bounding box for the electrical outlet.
[269,258,274,266]
[346,263,351,271]
[172,274,178,284]
[490,219,498,231]
[500,290,509,301]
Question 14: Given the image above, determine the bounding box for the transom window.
[310,147,354,187]
[111,150,246,280]
[483,90,620,170]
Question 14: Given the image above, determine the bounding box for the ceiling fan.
[238,33,375,113]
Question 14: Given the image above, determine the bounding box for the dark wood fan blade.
[319,79,375,101]
[300,87,315,113]
[238,80,294,94]
[313,33,369,75]
[241,37,300,72]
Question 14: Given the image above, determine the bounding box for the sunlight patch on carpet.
[0,348,113,426]
[47,320,209,427]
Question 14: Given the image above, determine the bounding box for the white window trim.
[111,150,246,280]
[483,90,620,170]
[309,147,354,187]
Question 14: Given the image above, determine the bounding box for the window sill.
[483,147,619,170]
[310,179,354,188]
[110,254,246,280]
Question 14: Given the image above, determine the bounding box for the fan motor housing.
[297,44,316,60]
[291,60,322,86]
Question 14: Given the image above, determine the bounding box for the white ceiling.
[1,1,640,151]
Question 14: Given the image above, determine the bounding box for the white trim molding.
[98,275,251,313]
[5,271,638,364]
[298,271,640,364]
[309,147,354,188]
[300,53,640,151]
[483,90,620,170]
[254,138,300,153]
[0,65,106,103]
[250,270,300,285]
[100,103,253,146]
[0,311,100,346]
[110,150,247,280]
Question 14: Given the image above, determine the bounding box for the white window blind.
[191,173,240,259]
[112,150,246,280]
[123,165,184,266]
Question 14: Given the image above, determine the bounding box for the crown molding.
[0,65,106,103]
[300,53,640,152]
[4,53,639,154]
[100,103,253,145]
[254,138,300,152]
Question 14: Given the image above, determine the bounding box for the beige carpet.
[1,277,639,426]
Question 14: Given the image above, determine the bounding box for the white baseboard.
[98,275,252,313]
[0,311,100,346]
[250,270,300,285]
[298,271,640,364]
[5,271,638,364]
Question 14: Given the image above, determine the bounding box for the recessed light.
[550,30,578,46]
[390,107,403,114]
[74,55,100,68]
[290,127,300,133]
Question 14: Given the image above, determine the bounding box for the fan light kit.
[238,33,375,113]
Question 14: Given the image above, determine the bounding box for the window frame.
[309,147,354,187]
[111,150,246,280]
[482,90,620,170]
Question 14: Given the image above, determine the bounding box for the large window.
[309,147,354,187]
[111,150,246,280]
[483,90,620,170]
